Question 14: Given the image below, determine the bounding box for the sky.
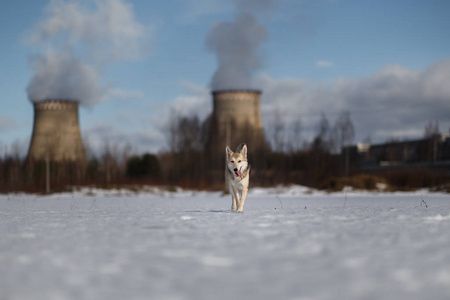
[1,0,449,156]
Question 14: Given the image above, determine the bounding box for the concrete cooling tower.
[27,100,86,162]
[208,90,266,157]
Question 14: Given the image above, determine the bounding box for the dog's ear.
[240,144,247,158]
[226,146,233,159]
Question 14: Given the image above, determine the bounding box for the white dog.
[226,143,251,213]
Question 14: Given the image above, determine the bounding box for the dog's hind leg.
[230,186,239,211]
[237,187,248,213]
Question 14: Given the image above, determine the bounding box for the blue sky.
[1,0,449,156]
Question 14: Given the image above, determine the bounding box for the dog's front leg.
[237,187,248,213]
[230,185,239,211]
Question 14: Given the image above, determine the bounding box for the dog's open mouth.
[234,169,242,178]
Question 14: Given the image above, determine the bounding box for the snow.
[1,186,450,300]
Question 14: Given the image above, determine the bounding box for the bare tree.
[424,121,440,138]
[333,111,355,175]
[177,115,202,152]
[423,121,440,161]
[312,113,333,152]
[289,118,302,153]
[167,110,203,153]
[99,142,123,185]
[164,111,207,185]
[167,109,180,153]
[334,111,355,152]
[271,109,285,152]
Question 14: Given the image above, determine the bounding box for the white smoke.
[206,13,267,91]
[207,0,280,92]
[27,50,108,104]
[26,0,152,106]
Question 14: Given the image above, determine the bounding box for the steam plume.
[26,0,152,106]
[206,13,267,91]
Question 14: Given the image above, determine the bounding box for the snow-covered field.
[1,186,450,300]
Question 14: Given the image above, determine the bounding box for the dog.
[226,143,251,213]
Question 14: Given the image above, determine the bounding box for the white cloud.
[234,0,284,17]
[255,59,450,143]
[83,81,211,155]
[83,121,164,155]
[315,60,334,68]
[179,0,233,23]
[108,89,144,101]
[374,129,423,140]
[170,82,211,118]
[0,117,18,132]
[28,0,153,62]
[83,59,450,154]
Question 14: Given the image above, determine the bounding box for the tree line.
[1,113,448,193]
[0,144,162,193]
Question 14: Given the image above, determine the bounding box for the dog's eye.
[230,160,234,163]
[238,160,241,163]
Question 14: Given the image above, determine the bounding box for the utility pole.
[345,146,350,176]
[46,134,50,193]
[224,117,231,193]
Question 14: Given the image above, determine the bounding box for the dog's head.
[226,144,248,179]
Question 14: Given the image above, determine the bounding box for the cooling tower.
[27,100,86,162]
[208,90,266,158]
